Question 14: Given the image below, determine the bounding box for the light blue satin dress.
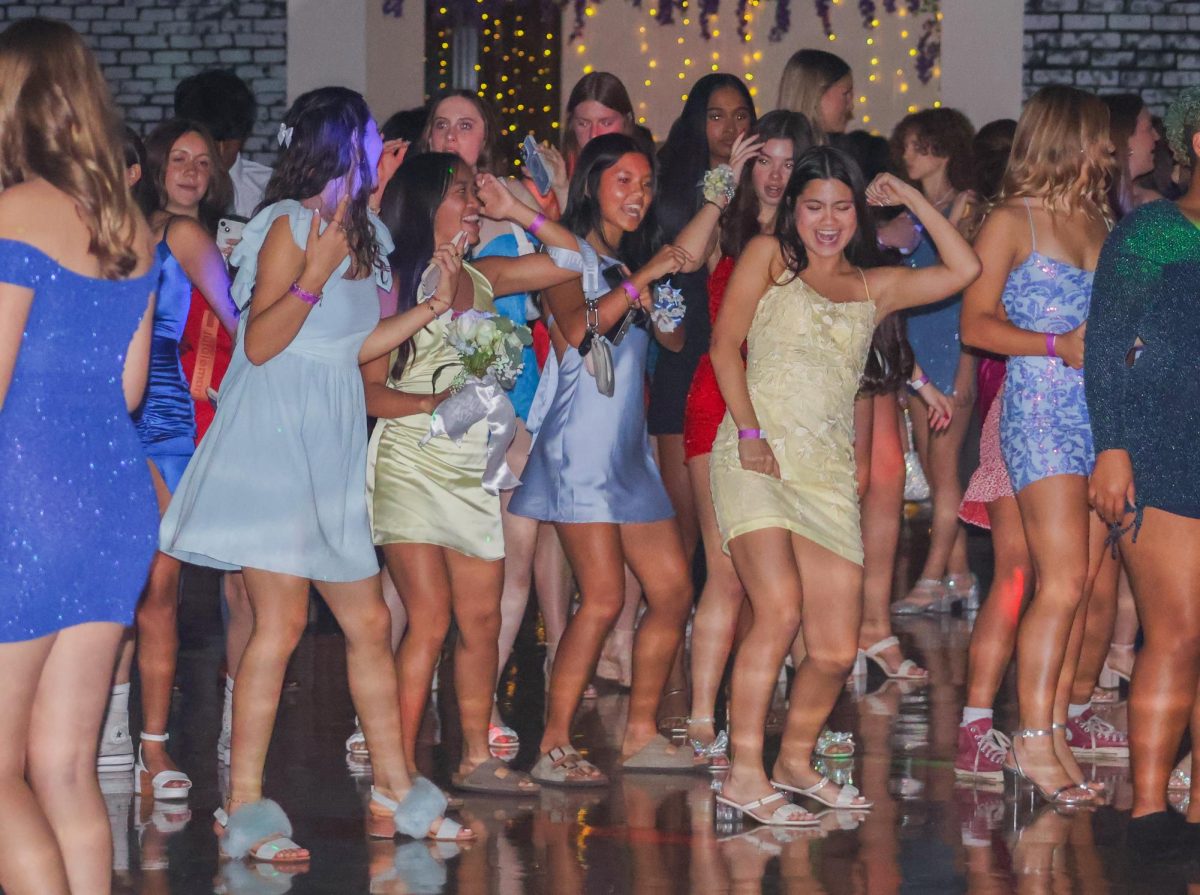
[509,248,673,525]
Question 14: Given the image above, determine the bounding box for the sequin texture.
[0,240,160,642]
[1000,247,1096,494]
[1085,200,1200,519]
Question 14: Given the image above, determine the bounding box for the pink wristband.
[1046,332,1057,358]
[620,279,640,308]
[528,213,547,237]
[289,281,321,305]
[738,428,766,440]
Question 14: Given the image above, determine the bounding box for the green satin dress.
[367,264,503,560]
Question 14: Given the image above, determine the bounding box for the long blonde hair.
[0,18,140,278]
[776,49,849,143]
[999,85,1113,220]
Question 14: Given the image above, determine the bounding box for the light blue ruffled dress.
[160,200,391,581]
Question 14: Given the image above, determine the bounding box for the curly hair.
[1165,85,1200,166]
[260,87,380,280]
[890,107,976,193]
[998,86,1112,220]
[0,18,140,278]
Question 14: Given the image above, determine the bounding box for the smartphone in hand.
[217,216,247,264]
[522,135,552,195]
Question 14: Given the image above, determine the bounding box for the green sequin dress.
[1085,200,1200,519]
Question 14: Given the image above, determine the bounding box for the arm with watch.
[906,362,953,432]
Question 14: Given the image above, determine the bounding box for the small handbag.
[902,404,931,502]
[575,241,619,397]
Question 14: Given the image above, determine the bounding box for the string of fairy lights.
[425,0,941,153]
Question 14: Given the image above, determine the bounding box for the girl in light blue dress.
[160,87,472,862]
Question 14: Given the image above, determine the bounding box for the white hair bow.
[277,122,294,148]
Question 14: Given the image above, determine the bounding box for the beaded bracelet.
[289,281,321,305]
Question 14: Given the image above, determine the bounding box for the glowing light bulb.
[583,65,593,74]
[862,115,871,123]
[870,57,879,65]
[828,33,836,41]
[649,59,658,68]
[899,83,909,93]
[866,37,874,45]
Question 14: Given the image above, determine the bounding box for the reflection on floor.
[98,512,1173,895]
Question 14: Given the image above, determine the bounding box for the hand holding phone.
[522,135,552,195]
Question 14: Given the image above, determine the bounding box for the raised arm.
[670,134,764,273]
[166,216,238,335]
[959,207,1084,368]
[243,197,350,366]
[710,235,781,477]
[358,239,460,365]
[865,174,981,319]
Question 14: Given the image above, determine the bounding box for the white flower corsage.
[651,281,686,332]
[701,164,736,205]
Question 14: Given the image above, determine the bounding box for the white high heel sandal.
[136,732,192,801]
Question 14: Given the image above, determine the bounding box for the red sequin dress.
[683,255,736,461]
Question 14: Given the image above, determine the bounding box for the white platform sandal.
[136,732,192,801]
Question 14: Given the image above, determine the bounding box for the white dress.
[160,200,391,581]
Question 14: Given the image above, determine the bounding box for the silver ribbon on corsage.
[651,280,686,332]
[420,373,521,495]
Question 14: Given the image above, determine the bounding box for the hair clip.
[277,122,294,148]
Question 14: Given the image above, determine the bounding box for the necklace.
[927,186,957,209]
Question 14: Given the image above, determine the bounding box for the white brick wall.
[1025,0,1200,114]
[0,0,287,163]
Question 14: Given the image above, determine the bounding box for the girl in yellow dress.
[366,154,581,794]
[709,146,980,825]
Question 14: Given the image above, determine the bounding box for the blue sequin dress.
[510,246,674,525]
[133,230,196,491]
[472,228,540,421]
[1000,202,1096,493]
[0,240,160,642]
[160,201,390,581]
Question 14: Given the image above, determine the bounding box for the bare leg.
[1121,510,1200,819]
[908,389,972,586]
[0,632,72,894]
[540,523,627,757]
[111,631,135,687]
[534,524,573,670]
[443,551,508,771]
[1101,568,1139,683]
[620,520,694,755]
[655,433,699,562]
[383,544,453,774]
[686,454,744,746]
[597,567,640,688]
[134,464,186,788]
[1011,474,1101,798]
[493,423,536,729]
[1070,548,1119,704]
[859,393,926,675]
[964,496,1033,709]
[222,572,253,677]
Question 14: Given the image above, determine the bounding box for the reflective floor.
[92,512,1181,894]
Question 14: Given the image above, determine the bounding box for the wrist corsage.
[651,280,686,332]
[701,164,736,206]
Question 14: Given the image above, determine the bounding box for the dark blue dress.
[0,240,160,642]
[133,235,196,490]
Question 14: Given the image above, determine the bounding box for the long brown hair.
[139,117,233,233]
[562,72,635,169]
[998,86,1113,220]
[414,89,500,174]
[0,18,140,278]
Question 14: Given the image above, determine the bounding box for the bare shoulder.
[0,180,60,235]
[164,214,217,253]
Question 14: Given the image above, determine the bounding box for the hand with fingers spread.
[738,436,781,479]
[865,172,923,210]
[1053,322,1086,370]
[727,132,766,184]
[302,196,351,289]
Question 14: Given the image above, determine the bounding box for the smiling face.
[428,96,487,167]
[706,85,753,165]
[1127,107,1159,180]
[751,138,794,210]
[570,99,629,151]
[162,130,212,213]
[794,177,858,258]
[596,151,653,235]
[433,162,481,247]
[819,74,855,135]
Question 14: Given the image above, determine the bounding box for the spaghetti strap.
[855,267,871,303]
[1022,198,1037,251]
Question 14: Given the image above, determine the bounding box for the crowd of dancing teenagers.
[3,14,1200,889]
